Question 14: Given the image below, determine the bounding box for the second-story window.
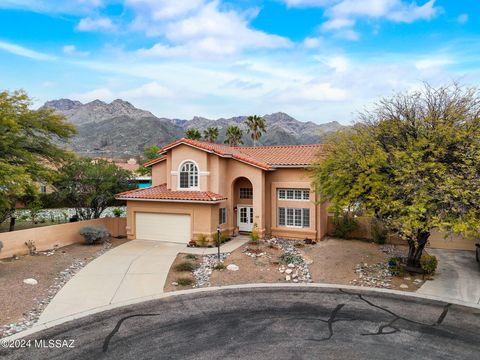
[179,161,198,189]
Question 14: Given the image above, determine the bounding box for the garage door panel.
[135,213,191,243]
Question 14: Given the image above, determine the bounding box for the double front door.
[238,206,253,232]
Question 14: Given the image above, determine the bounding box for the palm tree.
[224,125,244,147]
[245,115,267,146]
[203,127,219,143]
[184,128,201,140]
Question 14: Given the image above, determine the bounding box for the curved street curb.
[4,282,480,341]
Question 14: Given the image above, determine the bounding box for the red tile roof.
[157,138,330,169]
[116,184,226,202]
[143,155,167,168]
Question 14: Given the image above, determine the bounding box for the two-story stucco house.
[116,138,330,244]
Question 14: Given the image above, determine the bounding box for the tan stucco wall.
[151,161,167,186]
[0,217,127,259]
[126,200,222,241]
[266,168,327,240]
[326,216,477,251]
[146,145,329,241]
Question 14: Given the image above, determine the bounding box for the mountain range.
[43,99,345,158]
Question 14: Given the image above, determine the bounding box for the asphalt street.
[1,287,479,360]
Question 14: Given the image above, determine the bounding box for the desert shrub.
[279,252,302,265]
[80,226,110,245]
[214,232,231,245]
[185,254,198,260]
[371,218,387,244]
[213,262,226,270]
[421,254,438,275]
[196,234,209,247]
[174,261,196,272]
[25,240,37,255]
[333,213,358,239]
[250,223,260,244]
[176,277,194,286]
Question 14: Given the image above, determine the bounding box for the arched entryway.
[232,177,254,232]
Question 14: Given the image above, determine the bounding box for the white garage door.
[135,213,191,243]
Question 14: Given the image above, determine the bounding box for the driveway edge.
[4,282,480,341]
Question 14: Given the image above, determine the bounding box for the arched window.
[179,161,198,189]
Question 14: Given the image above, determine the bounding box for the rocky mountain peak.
[43,98,82,111]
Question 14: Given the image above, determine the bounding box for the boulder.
[226,264,239,271]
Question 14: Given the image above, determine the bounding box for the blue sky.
[0,0,479,123]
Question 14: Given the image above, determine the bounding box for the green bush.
[176,277,194,286]
[214,232,231,245]
[174,261,196,272]
[371,218,387,244]
[112,208,123,217]
[333,214,358,239]
[421,254,438,275]
[279,252,303,264]
[213,262,226,270]
[250,223,260,244]
[185,254,198,260]
[79,226,110,245]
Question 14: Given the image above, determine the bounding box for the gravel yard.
[0,237,128,337]
[164,237,426,293]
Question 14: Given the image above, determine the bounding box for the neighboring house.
[116,138,330,244]
[98,157,152,189]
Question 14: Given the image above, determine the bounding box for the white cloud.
[316,55,350,72]
[136,1,292,58]
[76,17,116,31]
[119,82,175,98]
[0,0,103,14]
[285,0,440,39]
[303,36,324,48]
[72,87,115,102]
[457,13,468,24]
[126,0,205,20]
[63,44,90,56]
[414,57,453,70]
[0,40,55,60]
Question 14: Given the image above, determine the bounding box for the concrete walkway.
[417,249,480,305]
[38,236,249,324]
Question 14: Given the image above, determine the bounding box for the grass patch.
[174,261,196,272]
[176,277,194,286]
[184,254,198,261]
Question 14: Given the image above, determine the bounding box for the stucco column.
[253,171,266,237]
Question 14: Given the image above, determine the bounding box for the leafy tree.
[0,90,76,226]
[203,127,219,143]
[224,125,244,147]
[184,128,202,140]
[55,158,133,220]
[245,115,266,146]
[138,144,161,176]
[312,83,480,269]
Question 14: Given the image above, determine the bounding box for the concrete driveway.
[417,249,480,305]
[3,287,479,360]
[37,240,185,324]
[37,237,249,325]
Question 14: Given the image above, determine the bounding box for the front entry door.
[238,206,254,232]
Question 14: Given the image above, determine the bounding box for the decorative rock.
[287,263,295,268]
[172,282,178,286]
[399,284,409,289]
[403,277,411,281]
[23,278,38,285]
[293,278,299,283]
[285,269,293,275]
[285,275,291,281]
[226,264,239,271]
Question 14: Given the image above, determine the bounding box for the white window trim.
[277,207,310,228]
[219,208,227,225]
[277,188,310,201]
[177,159,200,190]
